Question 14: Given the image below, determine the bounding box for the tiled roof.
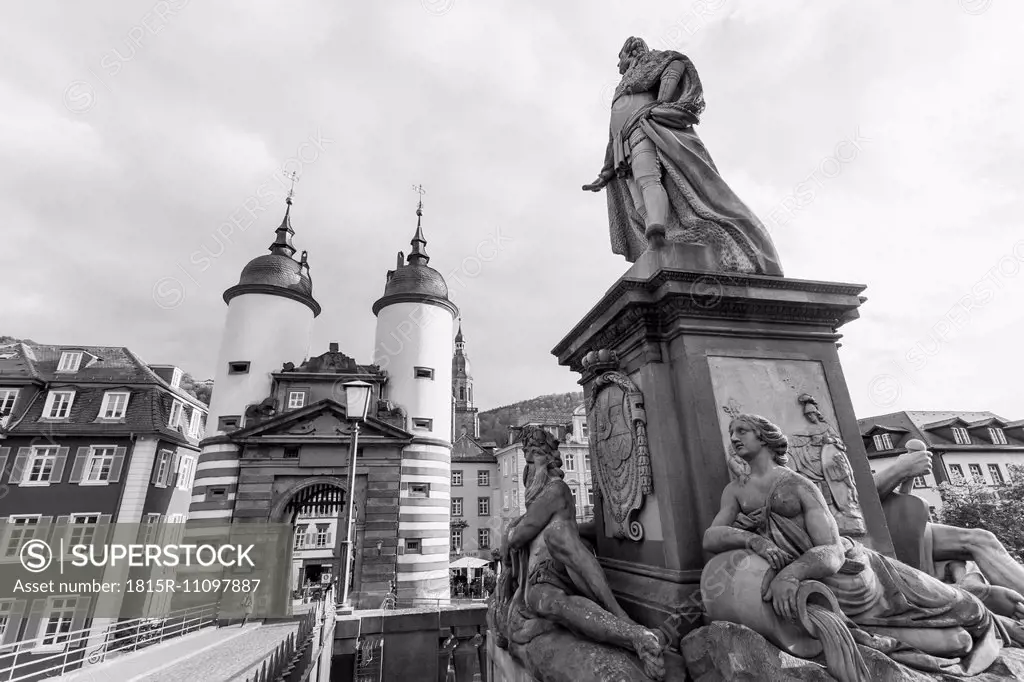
[858,410,1020,448]
[904,410,1006,429]
[0,343,42,380]
[2,343,206,445]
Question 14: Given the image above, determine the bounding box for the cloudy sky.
[2,0,1022,419]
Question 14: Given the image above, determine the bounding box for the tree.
[177,373,212,405]
[0,335,37,345]
[938,465,1024,562]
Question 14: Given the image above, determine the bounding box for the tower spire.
[408,184,429,265]
[269,171,299,257]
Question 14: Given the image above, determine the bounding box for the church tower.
[191,193,320,522]
[451,321,479,440]
[371,197,457,601]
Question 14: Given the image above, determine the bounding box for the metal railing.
[374,597,488,611]
[0,602,217,682]
[245,595,325,682]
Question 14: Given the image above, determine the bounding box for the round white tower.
[191,196,321,522]
[372,201,457,601]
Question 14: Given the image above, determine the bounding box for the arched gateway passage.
[270,478,356,606]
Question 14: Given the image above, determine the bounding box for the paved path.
[139,621,299,682]
[56,621,297,682]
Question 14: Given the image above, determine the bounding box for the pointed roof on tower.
[268,194,297,257]
[224,188,320,316]
[372,189,458,317]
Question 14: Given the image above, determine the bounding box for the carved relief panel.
[708,356,867,537]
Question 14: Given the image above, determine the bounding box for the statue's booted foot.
[631,627,666,681]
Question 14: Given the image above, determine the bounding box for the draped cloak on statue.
[733,467,1013,676]
[602,49,784,276]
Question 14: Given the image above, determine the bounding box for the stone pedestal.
[551,244,895,640]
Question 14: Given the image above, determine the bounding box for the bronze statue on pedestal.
[583,36,783,276]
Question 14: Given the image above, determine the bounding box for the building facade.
[449,323,498,563]
[292,500,341,595]
[189,196,458,607]
[494,405,594,542]
[858,410,1024,516]
[0,342,207,651]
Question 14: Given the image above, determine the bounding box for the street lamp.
[338,380,372,614]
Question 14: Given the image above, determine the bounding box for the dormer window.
[952,427,971,445]
[414,367,434,380]
[188,409,203,438]
[989,427,1007,445]
[57,351,83,373]
[170,368,183,389]
[872,434,893,451]
[0,388,18,426]
[99,391,130,419]
[43,390,75,419]
[287,391,306,409]
[169,400,184,429]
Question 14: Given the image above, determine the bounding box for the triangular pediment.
[860,423,910,437]
[231,399,413,441]
[453,433,486,457]
[921,416,970,431]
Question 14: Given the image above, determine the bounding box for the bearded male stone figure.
[583,36,783,275]
[488,427,665,681]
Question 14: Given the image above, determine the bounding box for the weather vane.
[411,183,426,212]
[286,170,299,202]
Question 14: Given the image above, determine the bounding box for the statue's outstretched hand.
[751,536,793,571]
[582,171,613,192]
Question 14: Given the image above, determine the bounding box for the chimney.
[329,342,339,353]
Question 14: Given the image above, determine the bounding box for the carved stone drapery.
[587,370,654,541]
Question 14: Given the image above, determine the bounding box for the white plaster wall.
[373,302,454,442]
[208,293,314,429]
[869,449,1024,514]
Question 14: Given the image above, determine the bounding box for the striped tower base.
[189,441,241,521]
[396,442,452,602]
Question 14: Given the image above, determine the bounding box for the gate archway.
[270,477,356,605]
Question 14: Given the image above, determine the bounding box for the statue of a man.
[787,394,866,536]
[489,427,664,681]
[583,37,784,276]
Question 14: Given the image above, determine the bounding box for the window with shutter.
[80,447,117,484]
[38,596,80,648]
[0,599,25,647]
[3,515,41,558]
[152,450,173,487]
[21,447,67,485]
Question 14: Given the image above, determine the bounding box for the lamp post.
[338,380,372,614]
